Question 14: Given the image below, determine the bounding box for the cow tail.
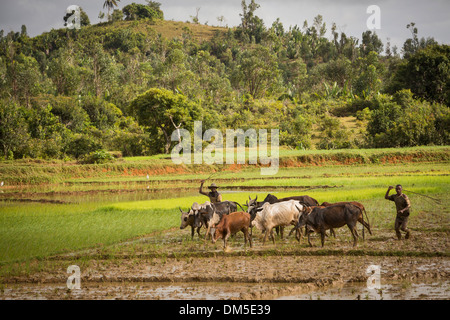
[234,202,245,212]
[361,207,365,240]
[363,208,371,235]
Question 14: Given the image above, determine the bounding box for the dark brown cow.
[264,194,319,206]
[213,211,252,249]
[296,203,371,247]
[321,201,372,237]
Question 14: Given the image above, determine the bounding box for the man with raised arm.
[199,180,222,203]
[385,185,411,240]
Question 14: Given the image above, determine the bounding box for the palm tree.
[103,0,120,19]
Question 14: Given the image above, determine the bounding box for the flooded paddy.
[1,161,448,300]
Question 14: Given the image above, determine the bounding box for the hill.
[0,1,449,161]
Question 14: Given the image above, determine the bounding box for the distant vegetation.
[0,0,449,161]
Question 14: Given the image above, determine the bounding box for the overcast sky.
[0,0,449,51]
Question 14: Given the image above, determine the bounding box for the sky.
[0,0,449,51]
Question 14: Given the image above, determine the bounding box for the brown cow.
[213,211,252,249]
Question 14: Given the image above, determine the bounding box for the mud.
[2,255,449,300]
[1,202,449,300]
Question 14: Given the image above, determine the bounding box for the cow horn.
[179,207,183,213]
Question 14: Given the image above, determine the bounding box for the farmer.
[199,180,222,203]
[385,184,411,240]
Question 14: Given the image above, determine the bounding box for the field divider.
[46,248,449,261]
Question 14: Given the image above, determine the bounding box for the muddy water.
[2,280,448,300]
[278,280,450,300]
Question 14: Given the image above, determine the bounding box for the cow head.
[192,201,215,228]
[212,228,220,244]
[250,203,267,230]
[179,207,194,229]
[246,196,259,214]
[295,205,311,228]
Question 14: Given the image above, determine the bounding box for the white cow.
[252,200,305,245]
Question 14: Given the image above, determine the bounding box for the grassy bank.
[0,146,448,185]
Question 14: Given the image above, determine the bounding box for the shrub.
[123,2,164,21]
[78,150,115,164]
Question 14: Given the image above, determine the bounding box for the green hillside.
[0,1,449,162]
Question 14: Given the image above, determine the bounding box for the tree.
[123,2,163,21]
[129,88,202,154]
[82,42,119,98]
[317,114,353,150]
[238,0,265,43]
[64,7,90,27]
[47,47,81,95]
[11,54,42,106]
[360,30,383,56]
[110,9,123,22]
[279,108,312,149]
[103,0,121,19]
[365,91,449,147]
[237,45,280,98]
[402,22,437,59]
[81,96,122,130]
[0,101,30,158]
[353,51,384,98]
[391,45,450,106]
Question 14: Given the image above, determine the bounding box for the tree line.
[0,0,448,161]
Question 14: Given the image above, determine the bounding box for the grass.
[0,202,178,264]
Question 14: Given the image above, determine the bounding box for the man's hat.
[208,183,219,189]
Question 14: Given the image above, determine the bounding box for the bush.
[123,3,164,21]
[316,115,354,150]
[66,133,103,159]
[78,150,115,164]
[366,90,450,147]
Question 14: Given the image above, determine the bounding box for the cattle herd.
[179,194,372,250]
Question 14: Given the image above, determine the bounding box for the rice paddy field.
[0,146,449,300]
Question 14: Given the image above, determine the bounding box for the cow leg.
[348,224,358,247]
[288,226,297,238]
[247,228,253,248]
[320,231,326,247]
[241,228,249,249]
[263,228,274,245]
[294,227,302,243]
[275,226,280,237]
[307,231,313,247]
[223,229,230,249]
[190,226,195,240]
[196,227,202,239]
[330,228,336,238]
[263,229,269,245]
